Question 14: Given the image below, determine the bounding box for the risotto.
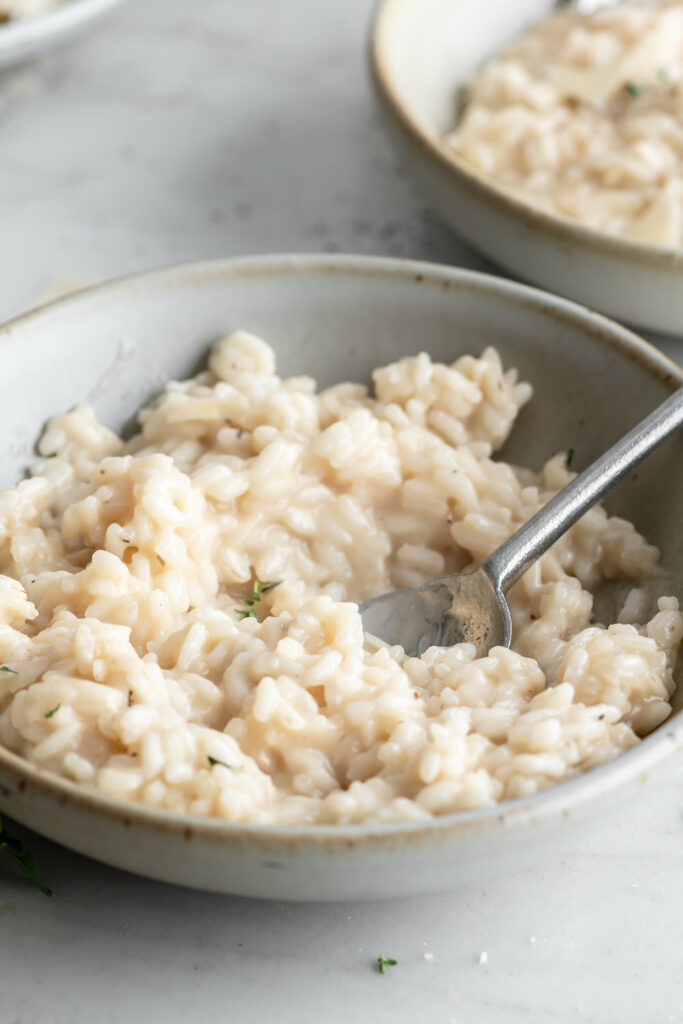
[0,332,680,825]
[448,1,683,246]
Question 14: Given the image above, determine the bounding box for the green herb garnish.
[235,580,282,621]
[44,703,61,719]
[0,815,52,896]
[377,955,398,974]
[207,755,233,770]
[0,666,18,675]
[624,81,642,97]
[566,447,575,469]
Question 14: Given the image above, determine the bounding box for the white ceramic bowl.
[370,0,683,336]
[0,254,681,900]
[0,0,126,69]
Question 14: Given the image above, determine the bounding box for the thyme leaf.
[0,666,18,675]
[208,755,233,770]
[0,816,52,896]
[377,955,398,974]
[44,703,61,719]
[235,580,282,621]
[566,447,575,469]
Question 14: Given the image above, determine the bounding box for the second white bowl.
[370,0,683,335]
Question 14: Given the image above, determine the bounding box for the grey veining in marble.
[0,2,682,1022]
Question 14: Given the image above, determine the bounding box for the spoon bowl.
[361,387,683,657]
[362,567,510,658]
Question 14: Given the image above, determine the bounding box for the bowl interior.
[374,0,556,139]
[1,255,681,593]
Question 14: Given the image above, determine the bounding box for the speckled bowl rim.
[0,252,682,850]
[369,0,683,268]
[0,0,126,57]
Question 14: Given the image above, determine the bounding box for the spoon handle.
[483,387,683,593]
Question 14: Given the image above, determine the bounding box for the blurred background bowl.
[370,0,683,335]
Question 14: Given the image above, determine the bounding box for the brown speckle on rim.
[414,273,424,283]
[18,779,26,793]
[183,827,193,840]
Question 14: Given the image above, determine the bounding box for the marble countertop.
[0,2,682,1022]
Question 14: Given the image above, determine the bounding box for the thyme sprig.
[376,955,398,974]
[235,580,282,621]
[0,816,52,896]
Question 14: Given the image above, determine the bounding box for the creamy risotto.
[0,332,680,825]
[448,0,683,246]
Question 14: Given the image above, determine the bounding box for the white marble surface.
[1,2,683,1022]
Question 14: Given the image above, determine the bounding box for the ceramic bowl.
[0,0,126,69]
[0,254,681,900]
[369,0,683,336]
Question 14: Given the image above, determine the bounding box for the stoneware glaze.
[0,0,126,69]
[370,0,683,335]
[0,254,681,900]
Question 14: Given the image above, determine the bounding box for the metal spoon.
[360,387,683,658]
